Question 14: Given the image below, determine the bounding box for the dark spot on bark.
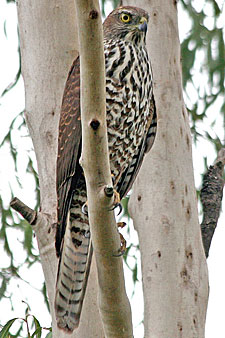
[145,216,149,221]
[137,195,141,201]
[89,10,98,19]
[186,249,193,260]
[90,119,100,130]
[181,199,184,207]
[177,322,182,331]
[155,263,158,269]
[170,180,175,192]
[186,203,191,220]
[180,126,183,136]
[185,184,188,195]
[182,106,186,119]
[180,266,190,284]
[173,0,178,5]
[193,316,197,328]
[153,12,157,16]
[194,291,198,303]
[186,134,190,150]
[48,227,51,234]
[51,110,55,116]
[157,250,161,258]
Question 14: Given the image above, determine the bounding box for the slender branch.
[74,0,133,337]
[200,148,225,258]
[10,197,37,225]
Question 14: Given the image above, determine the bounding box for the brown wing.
[55,56,82,256]
[117,95,157,198]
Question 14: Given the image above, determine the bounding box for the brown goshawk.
[55,6,157,332]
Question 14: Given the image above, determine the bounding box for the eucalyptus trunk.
[17,1,103,337]
[123,0,209,337]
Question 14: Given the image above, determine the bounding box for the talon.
[82,201,88,215]
[108,202,122,215]
[116,203,123,215]
[113,190,120,205]
[108,190,121,213]
[119,232,127,255]
[112,232,127,257]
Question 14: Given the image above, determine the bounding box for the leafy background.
[0,0,224,336]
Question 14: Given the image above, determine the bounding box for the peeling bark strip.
[10,197,37,225]
[200,149,225,258]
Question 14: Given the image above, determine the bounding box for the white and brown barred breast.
[104,38,153,186]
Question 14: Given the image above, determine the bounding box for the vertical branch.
[74,0,133,337]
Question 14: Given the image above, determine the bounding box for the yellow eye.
[121,13,131,23]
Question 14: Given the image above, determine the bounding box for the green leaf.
[45,331,52,338]
[30,327,42,338]
[31,315,41,338]
[0,318,18,337]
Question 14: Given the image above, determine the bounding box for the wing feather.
[56,57,82,256]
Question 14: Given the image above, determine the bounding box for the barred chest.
[104,39,153,183]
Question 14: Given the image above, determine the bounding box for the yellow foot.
[104,186,122,214]
[119,232,127,255]
[112,222,127,256]
[111,190,122,215]
[113,190,120,206]
[117,221,126,229]
[113,231,127,257]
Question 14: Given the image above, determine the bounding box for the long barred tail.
[55,185,92,332]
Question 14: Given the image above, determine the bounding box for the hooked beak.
[138,17,148,33]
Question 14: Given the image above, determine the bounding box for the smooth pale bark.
[123,0,209,337]
[75,1,133,337]
[17,1,103,337]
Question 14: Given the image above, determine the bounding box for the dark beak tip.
[139,21,148,33]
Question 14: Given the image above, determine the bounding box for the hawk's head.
[103,6,149,45]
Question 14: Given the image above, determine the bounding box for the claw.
[112,230,127,257]
[108,189,122,214]
[108,202,123,215]
[112,233,127,257]
[116,203,123,215]
[82,201,88,215]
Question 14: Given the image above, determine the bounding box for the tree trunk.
[17,1,104,337]
[123,0,209,337]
